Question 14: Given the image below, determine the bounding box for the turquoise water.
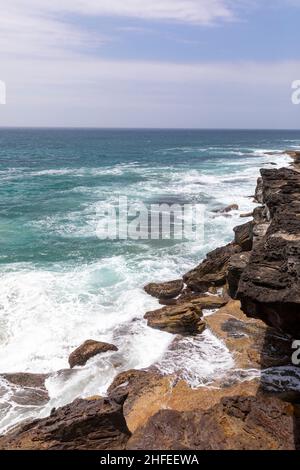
[0,128,299,431]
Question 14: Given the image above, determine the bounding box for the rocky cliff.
[0,151,299,450]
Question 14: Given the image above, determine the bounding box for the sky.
[0,0,299,128]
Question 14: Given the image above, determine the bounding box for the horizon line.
[0,126,300,131]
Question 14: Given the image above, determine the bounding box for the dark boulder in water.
[144,279,183,300]
[68,340,118,368]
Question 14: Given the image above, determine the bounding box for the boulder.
[183,243,242,293]
[144,302,205,335]
[127,394,298,450]
[0,394,131,450]
[144,279,183,300]
[227,252,251,298]
[213,204,239,214]
[69,340,118,368]
[233,221,253,251]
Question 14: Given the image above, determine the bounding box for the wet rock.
[1,373,48,389]
[227,252,251,299]
[183,243,242,293]
[127,394,297,450]
[144,302,205,335]
[144,279,183,300]
[234,221,253,251]
[206,301,292,369]
[69,340,118,368]
[213,204,239,214]
[0,373,49,407]
[0,394,131,450]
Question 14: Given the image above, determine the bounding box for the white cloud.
[0,1,235,59]
[9,0,234,24]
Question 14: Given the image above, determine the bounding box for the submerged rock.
[213,204,239,214]
[127,394,298,450]
[0,394,131,450]
[0,373,49,408]
[144,279,183,300]
[68,340,118,368]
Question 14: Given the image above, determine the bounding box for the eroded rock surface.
[206,301,292,369]
[144,279,183,300]
[0,395,131,450]
[127,394,298,450]
[238,167,300,336]
[183,243,242,293]
[144,302,205,335]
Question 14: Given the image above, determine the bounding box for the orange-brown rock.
[183,242,242,293]
[68,340,118,368]
[144,302,205,335]
[127,394,298,450]
[144,279,183,300]
[108,368,260,433]
[164,291,227,310]
[0,394,131,450]
[206,300,292,369]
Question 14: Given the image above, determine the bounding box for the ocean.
[0,128,299,432]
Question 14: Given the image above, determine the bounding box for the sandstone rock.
[183,243,242,293]
[234,221,253,251]
[144,279,183,300]
[144,302,205,335]
[160,291,227,310]
[227,252,251,298]
[206,301,292,369]
[108,368,260,433]
[0,394,131,450]
[69,340,118,368]
[127,394,298,450]
[238,168,300,336]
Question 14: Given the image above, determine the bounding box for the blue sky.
[0,0,299,128]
